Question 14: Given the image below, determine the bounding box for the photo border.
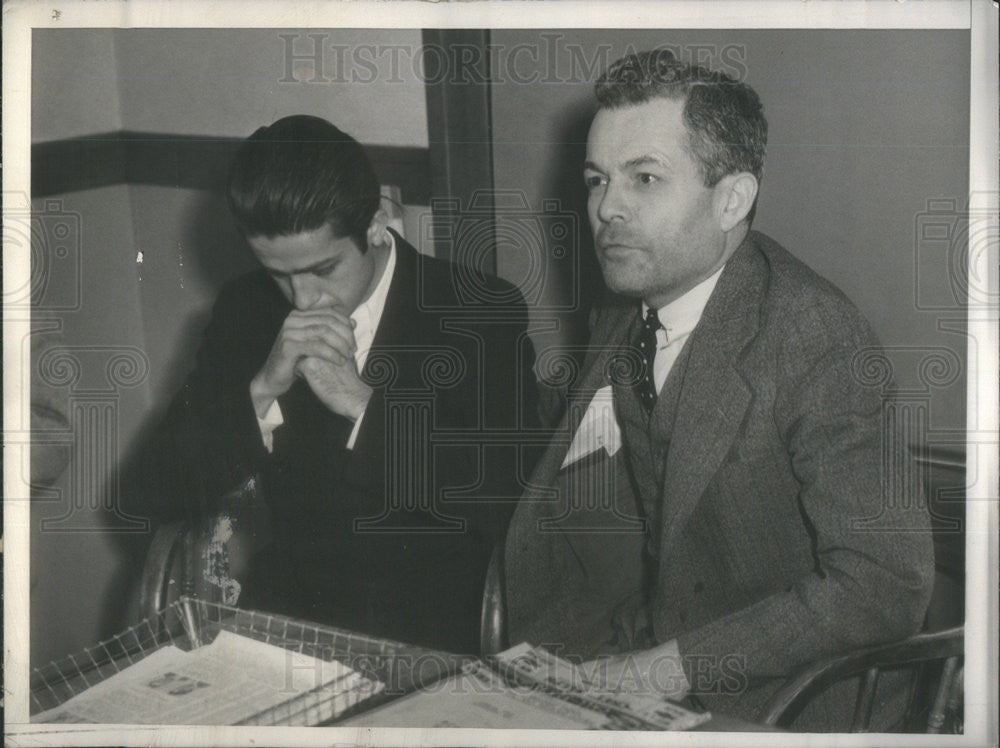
[3,1,996,746]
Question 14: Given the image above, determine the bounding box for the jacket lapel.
[365,229,420,364]
[524,295,637,501]
[658,234,765,557]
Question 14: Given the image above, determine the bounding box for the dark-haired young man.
[133,115,538,654]
[504,51,934,725]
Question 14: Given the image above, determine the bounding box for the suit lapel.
[658,234,766,557]
[364,230,421,364]
[504,295,639,637]
[525,296,637,501]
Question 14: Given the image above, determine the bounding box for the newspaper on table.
[32,630,382,725]
[343,642,710,730]
[493,642,711,730]
[341,660,614,729]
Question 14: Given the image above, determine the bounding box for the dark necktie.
[637,307,664,412]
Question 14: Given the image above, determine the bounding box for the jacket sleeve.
[120,283,273,527]
[673,301,935,688]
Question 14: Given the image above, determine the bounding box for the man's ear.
[715,172,759,232]
[366,209,391,250]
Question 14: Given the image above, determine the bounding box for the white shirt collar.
[643,264,725,341]
[351,231,396,366]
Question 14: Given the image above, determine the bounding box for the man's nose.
[289,274,320,310]
[596,179,628,224]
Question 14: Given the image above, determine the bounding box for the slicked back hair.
[595,49,767,223]
[227,115,381,248]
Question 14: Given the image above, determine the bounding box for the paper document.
[492,643,711,731]
[561,385,621,469]
[33,630,381,725]
[346,642,710,730]
[341,661,613,729]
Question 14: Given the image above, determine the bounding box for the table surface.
[33,651,778,732]
[30,603,778,732]
[695,712,778,732]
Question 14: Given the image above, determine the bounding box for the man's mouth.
[598,243,639,257]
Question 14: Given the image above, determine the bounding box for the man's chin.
[601,271,646,299]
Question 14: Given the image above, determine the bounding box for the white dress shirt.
[256,233,397,452]
[643,264,725,394]
[624,266,725,697]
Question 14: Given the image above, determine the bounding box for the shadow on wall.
[102,188,256,634]
[541,98,605,395]
[550,99,604,321]
[182,191,257,307]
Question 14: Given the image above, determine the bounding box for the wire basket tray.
[30,597,468,725]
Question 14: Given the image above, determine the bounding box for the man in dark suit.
[504,51,935,724]
[133,115,538,654]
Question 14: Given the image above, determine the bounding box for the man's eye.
[584,174,605,189]
[637,173,659,185]
[314,264,337,277]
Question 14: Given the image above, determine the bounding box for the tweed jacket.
[505,230,935,717]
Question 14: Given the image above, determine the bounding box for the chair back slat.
[479,543,506,656]
[926,655,959,733]
[761,625,964,732]
[138,521,187,626]
[851,666,880,731]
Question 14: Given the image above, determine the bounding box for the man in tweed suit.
[504,50,935,725]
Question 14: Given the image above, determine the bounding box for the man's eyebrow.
[267,257,338,276]
[622,155,670,170]
[583,155,671,172]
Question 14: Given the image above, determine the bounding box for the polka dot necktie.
[637,307,664,412]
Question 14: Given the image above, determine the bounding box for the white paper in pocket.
[561,385,621,469]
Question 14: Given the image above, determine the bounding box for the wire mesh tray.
[30,597,468,726]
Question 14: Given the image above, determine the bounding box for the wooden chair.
[137,519,189,626]
[479,543,506,656]
[140,511,510,657]
[760,626,964,732]
[137,474,271,626]
[138,516,249,626]
[478,556,965,734]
